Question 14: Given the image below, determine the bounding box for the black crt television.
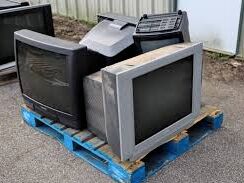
[15,30,94,130]
[0,4,54,66]
[0,0,29,10]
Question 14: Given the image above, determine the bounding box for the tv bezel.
[102,42,203,161]
[0,3,54,36]
[133,33,184,53]
[15,29,89,129]
[0,3,54,65]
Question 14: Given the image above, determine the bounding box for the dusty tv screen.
[133,56,193,144]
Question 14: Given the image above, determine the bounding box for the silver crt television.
[84,42,203,161]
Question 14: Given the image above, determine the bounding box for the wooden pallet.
[0,62,17,86]
[21,105,223,183]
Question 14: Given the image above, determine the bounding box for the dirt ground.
[203,53,244,82]
[53,15,244,83]
[53,16,93,43]
[1,16,244,183]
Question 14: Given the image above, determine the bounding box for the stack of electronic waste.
[2,2,204,161]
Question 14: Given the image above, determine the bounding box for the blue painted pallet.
[21,105,223,183]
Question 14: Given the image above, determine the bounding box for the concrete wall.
[178,0,243,56]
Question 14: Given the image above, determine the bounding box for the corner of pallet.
[21,106,42,127]
[165,131,190,156]
[107,160,146,183]
[205,110,224,130]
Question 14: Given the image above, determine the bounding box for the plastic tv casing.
[133,11,191,53]
[84,42,203,161]
[15,30,92,129]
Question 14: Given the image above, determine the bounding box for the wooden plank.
[193,105,220,125]
[63,128,81,136]
[52,123,67,131]
[74,130,94,142]
[86,137,106,149]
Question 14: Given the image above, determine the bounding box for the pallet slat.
[63,128,80,137]
[74,130,94,142]
[87,137,106,150]
[21,105,223,183]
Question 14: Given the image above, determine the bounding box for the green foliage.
[205,51,231,61]
[78,19,96,28]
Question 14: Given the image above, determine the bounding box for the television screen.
[140,38,181,53]
[17,41,71,114]
[0,4,54,65]
[133,56,193,144]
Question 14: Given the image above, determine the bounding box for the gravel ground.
[0,16,244,183]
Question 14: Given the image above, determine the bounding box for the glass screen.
[133,56,193,144]
[0,8,47,64]
[140,38,180,53]
[17,42,72,114]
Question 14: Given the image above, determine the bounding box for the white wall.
[178,0,243,55]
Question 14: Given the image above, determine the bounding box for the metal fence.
[30,0,176,22]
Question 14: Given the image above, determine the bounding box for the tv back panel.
[84,42,203,161]
[80,14,139,68]
[0,4,54,66]
[133,11,190,53]
[83,72,106,140]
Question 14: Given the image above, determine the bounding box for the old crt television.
[84,42,203,161]
[0,0,29,10]
[0,4,54,65]
[15,30,94,130]
[133,11,190,54]
[80,13,139,68]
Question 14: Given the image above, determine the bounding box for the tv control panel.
[135,11,183,34]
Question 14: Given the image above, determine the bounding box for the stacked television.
[11,4,203,161]
[0,3,54,70]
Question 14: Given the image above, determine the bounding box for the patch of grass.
[65,16,96,28]
[205,51,231,61]
[53,14,96,28]
[78,19,96,28]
